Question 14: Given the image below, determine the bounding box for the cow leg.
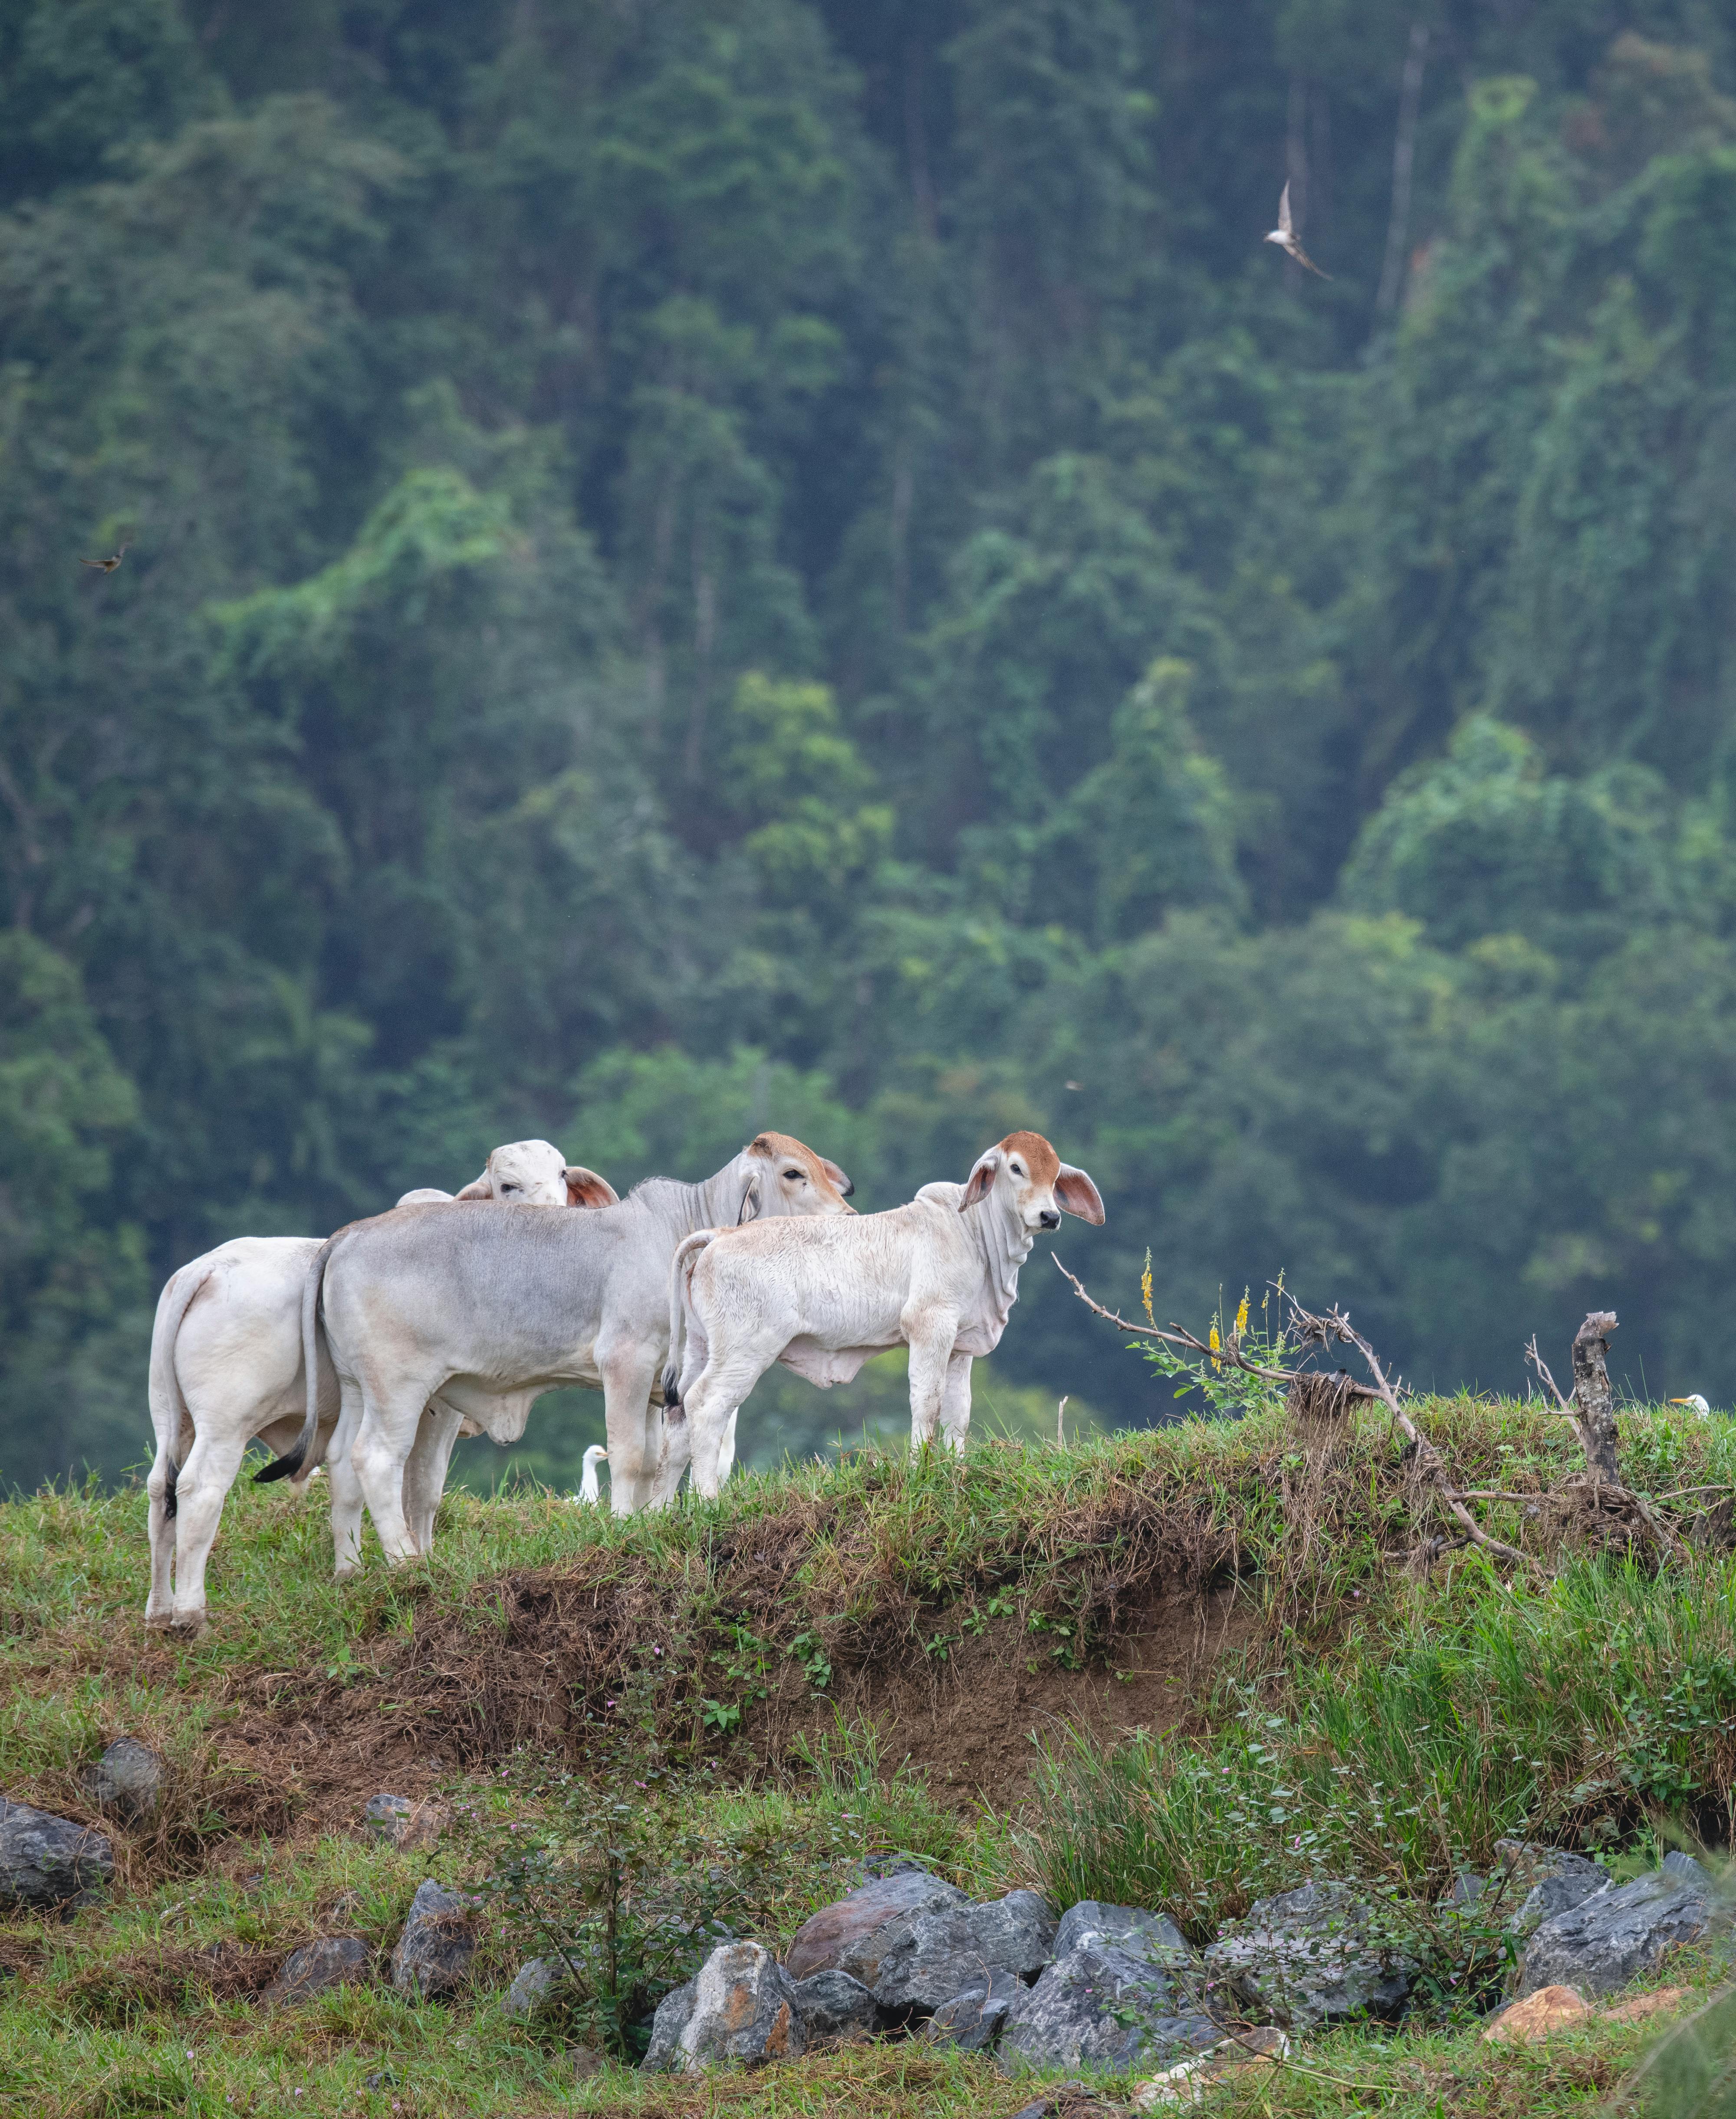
[350,1386,429,1566]
[683,1348,776,1501]
[647,1403,690,1510]
[167,1426,250,1633]
[326,1385,368,1577]
[939,1351,974,1454]
[145,1440,179,1627]
[905,1318,958,1452]
[402,1400,464,1555]
[598,1344,666,1514]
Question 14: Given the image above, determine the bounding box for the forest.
[4,0,1736,1489]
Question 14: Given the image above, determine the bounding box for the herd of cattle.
[144,1128,1104,1631]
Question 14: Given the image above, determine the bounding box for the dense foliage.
[4,0,1736,1485]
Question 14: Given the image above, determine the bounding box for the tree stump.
[1570,1311,1620,1482]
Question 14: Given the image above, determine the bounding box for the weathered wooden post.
[1570,1310,1621,1482]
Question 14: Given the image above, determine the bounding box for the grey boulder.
[1519,1854,1726,1999]
[870,1889,1057,2014]
[1000,1941,1219,2074]
[790,1969,879,2041]
[263,1936,371,2004]
[1203,1881,1416,2029]
[642,1941,803,2072]
[390,1879,477,1999]
[365,1793,446,1851]
[784,1868,967,1984]
[922,1969,1024,2052]
[1052,1901,1192,1967]
[501,1955,568,2019]
[1488,1843,1609,1938]
[0,1796,113,1910]
[83,1739,166,1823]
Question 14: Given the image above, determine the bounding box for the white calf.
[658,1130,1103,1501]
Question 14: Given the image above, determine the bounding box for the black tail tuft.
[253,1444,306,1486]
[661,1367,680,1410]
[163,1459,179,1520]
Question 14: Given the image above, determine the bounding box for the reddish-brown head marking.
[745,1131,856,1212]
[960,1130,1105,1226]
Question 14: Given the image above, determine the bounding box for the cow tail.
[662,1231,716,1411]
[148,1265,208,1520]
[254,1231,345,1485]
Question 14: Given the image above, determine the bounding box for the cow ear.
[455,1173,492,1201]
[737,1172,763,1225]
[564,1166,619,1209]
[1054,1162,1106,1225]
[959,1149,1000,1210]
[820,1157,854,1198]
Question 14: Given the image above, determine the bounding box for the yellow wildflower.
[1235,1293,1249,1338]
[1209,1321,1222,1370]
[1141,1252,1154,1327]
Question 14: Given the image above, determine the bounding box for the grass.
[4,1396,1736,2114]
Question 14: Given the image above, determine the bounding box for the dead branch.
[1049,1255,1385,1400]
[1054,1255,1540,1577]
[1286,1298,1540,1576]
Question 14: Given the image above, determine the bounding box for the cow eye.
[1011,1163,1023,1176]
[502,1183,519,1193]
[783,1168,803,1181]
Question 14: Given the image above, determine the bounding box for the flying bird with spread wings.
[1264,182,1330,279]
[79,541,131,573]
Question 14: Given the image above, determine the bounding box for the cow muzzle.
[1039,1209,1061,1231]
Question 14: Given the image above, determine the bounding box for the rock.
[390,1879,477,1999]
[365,1794,447,1852]
[641,1942,803,2072]
[1203,1881,1416,2030]
[921,1970,1023,2052]
[1519,1856,1724,2000]
[262,1936,372,2005]
[1133,2026,1290,2109]
[1000,1941,1220,2075]
[1487,1842,1609,1938]
[569,2046,604,2079]
[790,1969,879,2042]
[1482,1984,1590,2044]
[784,1868,967,1984]
[1007,2083,1119,2119]
[0,1796,113,1910]
[501,1955,567,2019]
[1054,1902,1192,1968]
[83,1739,166,1823]
[869,1889,1057,2014]
[1604,1984,1693,2026]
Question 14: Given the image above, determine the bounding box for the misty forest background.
[5,0,1736,1492]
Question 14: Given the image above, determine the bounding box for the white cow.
[256,1133,856,1543]
[144,1142,614,1632]
[656,1130,1103,1501]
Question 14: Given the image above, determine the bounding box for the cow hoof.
[143,1608,174,1631]
[334,1561,360,1581]
[166,1613,208,1640]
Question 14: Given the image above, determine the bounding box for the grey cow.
[258,1133,854,1540]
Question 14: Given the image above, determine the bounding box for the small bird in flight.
[80,541,131,573]
[1264,182,1330,279]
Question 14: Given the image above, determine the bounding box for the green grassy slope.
[3,1401,1734,2116]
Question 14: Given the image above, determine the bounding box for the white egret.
[573,1444,609,1503]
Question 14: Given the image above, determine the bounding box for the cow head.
[455,1139,620,1209]
[959,1130,1105,1233]
[737,1131,856,1224]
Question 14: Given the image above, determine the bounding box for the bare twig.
[1291,1300,1540,1576]
[1049,1256,1384,1400]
